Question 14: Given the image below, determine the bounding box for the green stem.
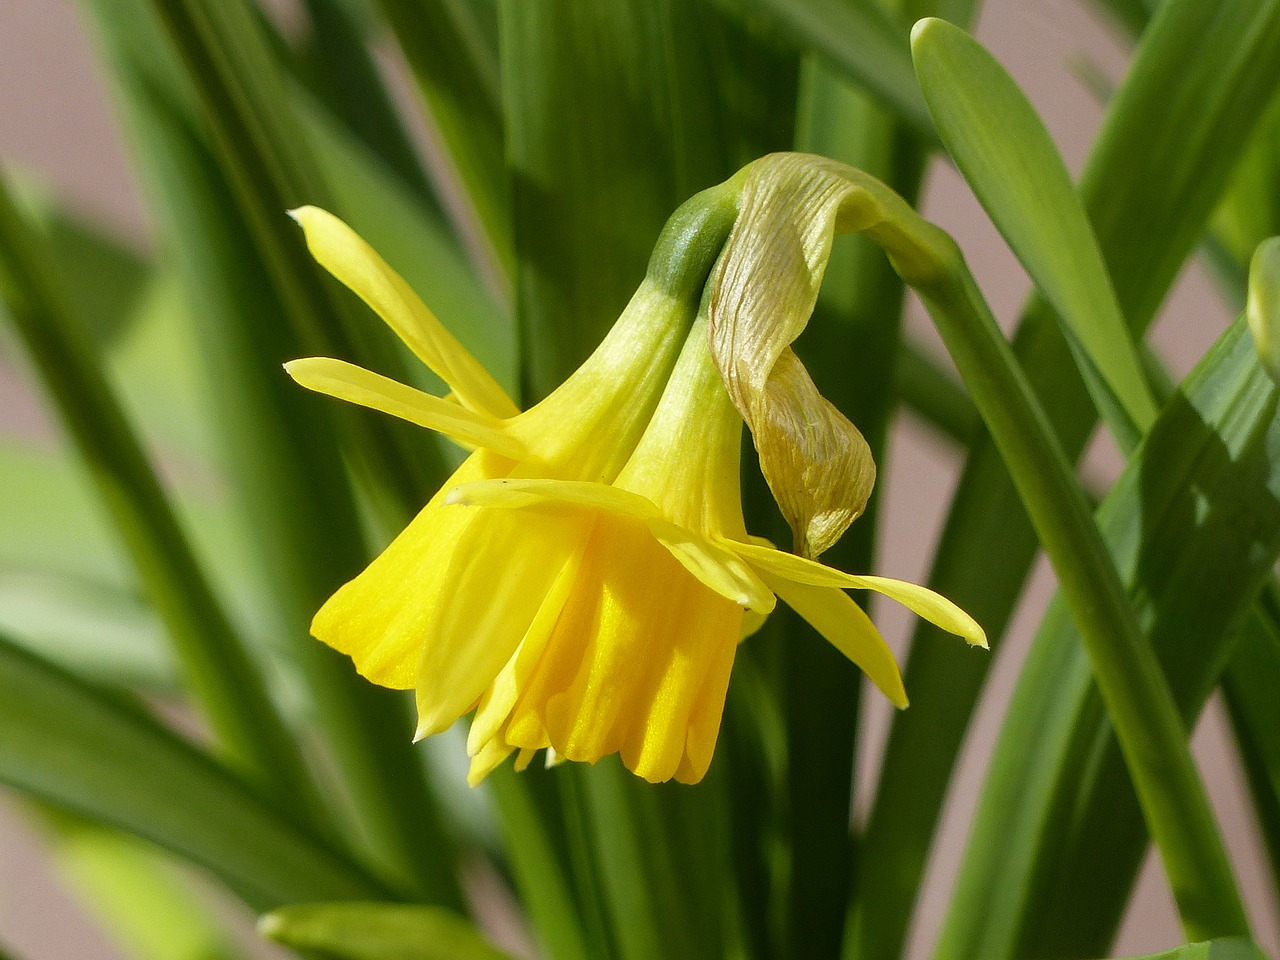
[0,170,312,814]
[892,224,1251,939]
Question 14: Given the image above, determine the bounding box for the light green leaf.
[0,570,170,690]
[0,633,384,909]
[260,902,515,960]
[912,17,1158,447]
[1247,236,1280,382]
[39,810,242,960]
[1105,939,1270,960]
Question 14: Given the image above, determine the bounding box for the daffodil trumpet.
[285,162,984,787]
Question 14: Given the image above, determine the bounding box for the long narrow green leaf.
[0,169,314,813]
[260,902,516,960]
[39,810,243,960]
[294,0,437,206]
[711,0,936,141]
[893,341,977,444]
[855,4,1280,956]
[486,769,592,960]
[1108,940,1270,960]
[0,570,169,691]
[370,0,511,283]
[80,0,466,906]
[501,0,797,398]
[913,18,1158,447]
[4,175,149,349]
[1222,610,1280,897]
[0,633,384,908]
[938,316,1279,959]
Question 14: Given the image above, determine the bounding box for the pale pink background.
[1,1,1277,958]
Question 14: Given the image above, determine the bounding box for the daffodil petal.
[289,206,518,419]
[842,575,986,648]
[468,537,587,755]
[285,358,525,458]
[730,539,986,647]
[445,477,659,520]
[649,518,775,614]
[414,512,588,738]
[466,737,514,787]
[762,573,908,709]
[447,479,775,614]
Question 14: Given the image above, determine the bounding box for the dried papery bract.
[709,153,932,558]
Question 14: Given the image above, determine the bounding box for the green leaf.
[370,0,511,282]
[1221,610,1280,900]
[83,0,466,906]
[0,570,171,690]
[912,17,1158,448]
[893,184,1250,945]
[711,0,936,142]
[260,902,515,960]
[0,633,384,909]
[1247,236,1280,382]
[0,439,131,588]
[5,174,149,349]
[501,0,798,397]
[938,317,1279,959]
[293,0,437,207]
[38,810,242,960]
[893,341,977,444]
[854,3,1280,955]
[0,170,315,815]
[1103,942,1270,960]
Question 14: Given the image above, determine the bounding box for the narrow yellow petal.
[285,358,525,458]
[466,737,514,787]
[448,478,774,613]
[648,518,775,614]
[289,206,518,419]
[731,539,986,647]
[446,477,657,519]
[761,572,908,708]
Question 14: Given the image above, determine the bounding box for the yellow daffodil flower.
[283,197,730,738]
[447,314,985,785]
[286,195,984,788]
